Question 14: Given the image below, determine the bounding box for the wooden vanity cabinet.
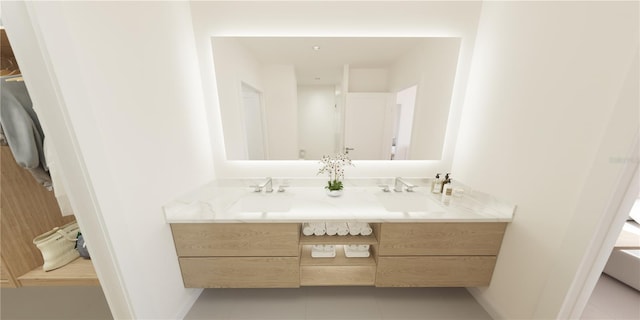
[375,222,507,287]
[171,223,300,288]
[170,222,507,288]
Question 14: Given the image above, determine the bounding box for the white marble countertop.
[164,178,516,223]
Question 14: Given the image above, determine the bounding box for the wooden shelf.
[299,233,377,245]
[300,245,375,267]
[17,258,99,286]
[300,246,376,286]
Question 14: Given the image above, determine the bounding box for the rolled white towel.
[347,222,361,236]
[360,223,373,236]
[312,222,326,236]
[346,244,359,251]
[302,223,314,236]
[336,222,349,236]
[325,222,339,236]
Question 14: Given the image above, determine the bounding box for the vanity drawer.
[375,256,496,287]
[179,257,300,288]
[378,223,506,256]
[171,223,299,257]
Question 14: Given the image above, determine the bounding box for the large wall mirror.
[211,37,461,161]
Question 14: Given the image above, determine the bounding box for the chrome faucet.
[394,177,415,192]
[253,177,273,193]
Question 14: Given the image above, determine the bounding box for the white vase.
[326,189,343,197]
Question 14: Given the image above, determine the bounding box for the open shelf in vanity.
[299,225,379,286]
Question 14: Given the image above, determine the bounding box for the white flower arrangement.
[317,153,353,191]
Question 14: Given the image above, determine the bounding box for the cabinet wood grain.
[1,256,17,288]
[179,257,300,288]
[18,258,99,287]
[170,221,508,288]
[376,256,496,287]
[171,223,299,257]
[301,266,376,286]
[378,222,506,256]
[1,145,77,287]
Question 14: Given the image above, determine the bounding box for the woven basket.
[33,221,80,271]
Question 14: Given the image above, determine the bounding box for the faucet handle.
[249,185,262,192]
[378,184,390,192]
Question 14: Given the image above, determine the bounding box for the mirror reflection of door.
[241,83,267,160]
[344,93,395,160]
[392,85,418,160]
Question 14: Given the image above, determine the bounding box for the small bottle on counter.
[441,180,453,204]
[431,173,442,194]
[440,173,450,193]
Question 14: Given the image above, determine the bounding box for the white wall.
[348,67,389,92]
[389,38,461,160]
[298,85,337,160]
[3,1,214,318]
[261,64,299,160]
[453,2,639,319]
[394,85,417,160]
[211,37,264,160]
[189,1,482,178]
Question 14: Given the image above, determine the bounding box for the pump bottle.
[431,173,442,193]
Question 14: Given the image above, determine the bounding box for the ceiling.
[232,37,430,86]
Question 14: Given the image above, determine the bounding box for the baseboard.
[174,288,204,320]
[467,287,505,320]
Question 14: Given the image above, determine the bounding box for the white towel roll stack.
[302,221,371,237]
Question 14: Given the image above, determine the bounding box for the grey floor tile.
[582,274,640,320]
[185,288,306,320]
[375,288,490,320]
[185,286,491,320]
[304,287,382,320]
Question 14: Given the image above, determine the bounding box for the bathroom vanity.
[164,178,515,288]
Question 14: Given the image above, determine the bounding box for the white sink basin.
[227,192,294,213]
[375,192,443,212]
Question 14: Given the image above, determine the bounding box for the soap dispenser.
[441,175,453,204]
[431,173,442,194]
[440,173,450,194]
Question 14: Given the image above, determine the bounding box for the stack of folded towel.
[311,244,336,258]
[344,244,370,258]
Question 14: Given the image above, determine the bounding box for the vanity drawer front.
[375,256,496,287]
[179,257,300,288]
[171,223,299,257]
[301,266,376,286]
[378,223,506,256]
